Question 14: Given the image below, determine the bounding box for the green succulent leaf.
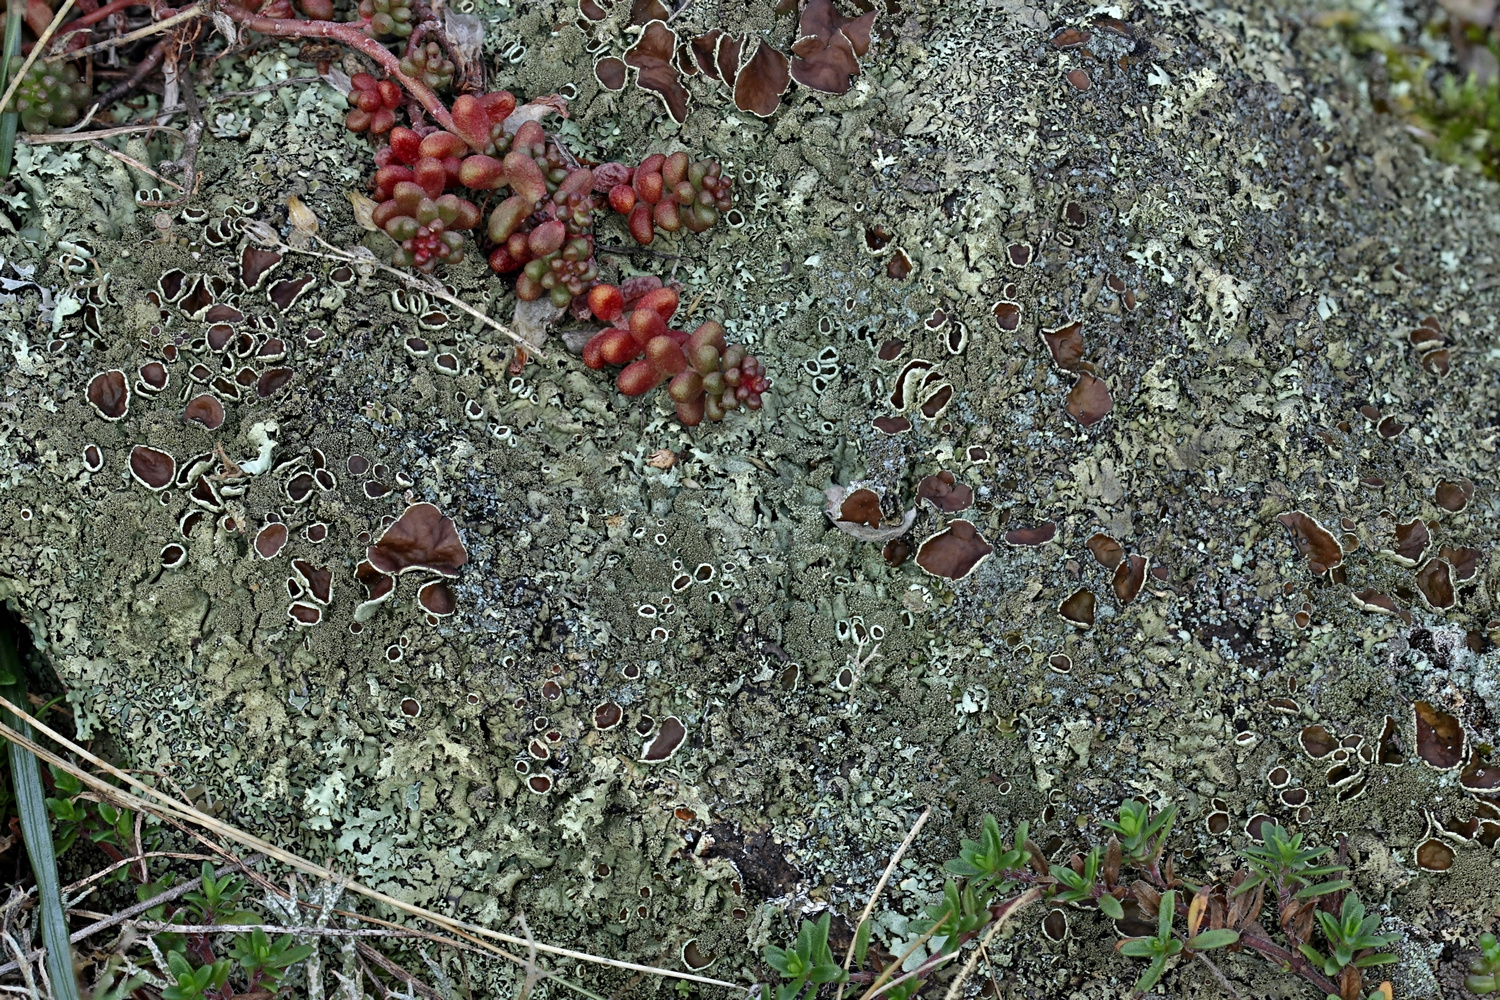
[1097,895,1125,921]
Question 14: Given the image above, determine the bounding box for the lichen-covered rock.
[0,0,1497,996]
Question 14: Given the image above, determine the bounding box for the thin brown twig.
[85,137,184,189]
[1193,950,1241,1000]
[356,940,447,1000]
[518,912,542,1000]
[858,911,953,1000]
[131,921,432,938]
[89,39,166,111]
[45,3,200,61]
[19,121,181,144]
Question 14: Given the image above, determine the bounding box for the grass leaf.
[1,621,83,1000]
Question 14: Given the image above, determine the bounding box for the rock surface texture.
[0,0,1497,996]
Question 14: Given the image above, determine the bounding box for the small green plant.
[1116,889,1239,994]
[227,929,315,992]
[1237,824,1351,900]
[160,950,232,1000]
[1297,894,1400,980]
[762,912,846,1000]
[45,764,161,883]
[763,801,1399,1000]
[944,816,1028,897]
[1467,933,1500,994]
[1100,800,1174,869]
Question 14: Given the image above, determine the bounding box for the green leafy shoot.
[0,0,22,179]
[1116,889,1184,994]
[228,928,315,989]
[1235,824,1348,898]
[910,879,990,953]
[160,949,232,1000]
[1115,889,1237,994]
[852,917,872,970]
[1296,894,1399,977]
[1099,801,1175,867]
[763,912,847,1000]
[944,816,1029,897]
[182,861,258,924]
[1467,932,1500,994]
[1051,847,1101,904]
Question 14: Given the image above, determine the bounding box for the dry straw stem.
[244,220,540,358]
[0,0,78,116]
[835,805,932,1000]
[938,888,1041,1000]
[0,695,742,993]
[858,908,954,1000]
[44,4,201,62]
[0,855,264,977]
[20,123,183,144]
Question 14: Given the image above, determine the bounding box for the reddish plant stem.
[65,0,144,32]
[213,3,453,129]
[1237,933,1338,995]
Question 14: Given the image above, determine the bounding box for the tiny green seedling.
[1237,824,1350,899]
[762,912,846,1000]
[1298,894,1400,979]
[1115,889,1239,994]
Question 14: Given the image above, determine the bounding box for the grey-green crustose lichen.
[0,0,1498,996]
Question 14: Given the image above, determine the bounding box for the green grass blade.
[0,0,24,179]
[0,622,82,1000]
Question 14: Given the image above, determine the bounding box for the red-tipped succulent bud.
[372,165,414,200]
[419,130,468,160]
[527,219,567,257]
[588,283,624,322]
[459,154,505,189]
[503,151,548,204]
[634,170,664,206]
[629,306,667,345]
[668,370,704,403]
[661,151,689,187]
[627,203,654,245]
[635,287,679,321]
[346,73,401,133]
[487,194,531,243]
[676,397,707,426]
[646,335,688,376]
[608,184,636,215]
[479,89,517,123]
[488,245,522,273]
[653,200,682,232]
[413,157,447,199]
[618,360,664,396]
[389,126,421,164]
[450,94,491,150]
[596,328,641,366]
[513,120,546,154]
